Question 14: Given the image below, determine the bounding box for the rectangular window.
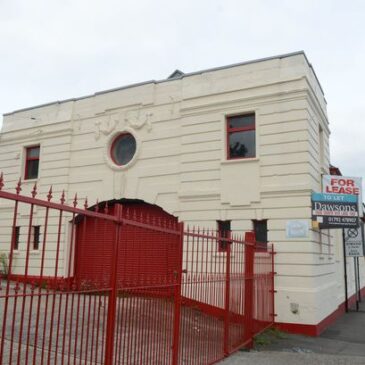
[33,225,40,250]
[14,226,20,250]
[253,220,268,250]
[217,220,231,251]
[227,113,255,159]
[25,146,40,180]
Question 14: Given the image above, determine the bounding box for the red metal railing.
[0,174,275,365]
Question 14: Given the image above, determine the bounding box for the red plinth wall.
[275,286,365,336]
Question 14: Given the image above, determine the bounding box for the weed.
[254,327,287,348]
[0,252,9,278]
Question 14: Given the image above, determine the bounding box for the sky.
[0,0,365,181]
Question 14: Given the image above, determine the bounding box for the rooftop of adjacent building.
[3,50,323,116]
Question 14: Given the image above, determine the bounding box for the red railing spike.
[73,193,78,208]
[31,183,37,198]
[84,197,88,210]
[104,201,109,214]
[47,186,53,201]
[95,199,99,213]
[0,172,4,190]
[60,190,66,204]
[15,178,22,195]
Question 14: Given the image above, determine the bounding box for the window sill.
[23,178,39,184]
[221,157,259,165]
[30,250,40,255]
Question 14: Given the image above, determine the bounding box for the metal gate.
[0,176,275,365]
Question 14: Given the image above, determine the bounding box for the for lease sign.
[322,175,362,215]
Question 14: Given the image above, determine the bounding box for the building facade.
[0,51,363,334]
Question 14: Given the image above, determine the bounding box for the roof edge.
[3,51,323,116]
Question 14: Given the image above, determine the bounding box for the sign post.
[322,175,363,312]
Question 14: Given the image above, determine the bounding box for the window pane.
[15,226,20,250]
[27,146,40,158]
[112,134,137,166]
[228,114,255,129]
[33,226,40,250]
[26,160,39,179]
[229,130,255,158]
[217,220,231,251]
[254,220,267,243]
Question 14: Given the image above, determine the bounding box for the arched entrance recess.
[74,199,179,290]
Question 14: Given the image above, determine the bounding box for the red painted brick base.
[275,286,365,336]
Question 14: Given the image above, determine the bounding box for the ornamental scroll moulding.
[94,108,153,141]
[94,114,119,141]
[124,108,153,132]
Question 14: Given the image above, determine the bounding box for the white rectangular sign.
[286,220,309,238]
[344,226,365,257]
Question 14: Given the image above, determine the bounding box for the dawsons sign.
[312,193,359,229]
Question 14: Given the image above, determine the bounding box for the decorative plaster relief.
[124,108,153,132]
[94,115,119,141]
[169,96,181,118]
[95,108,153,141]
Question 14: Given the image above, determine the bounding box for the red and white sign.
[322,175,363,215]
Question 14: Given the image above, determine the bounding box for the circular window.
[111,133,137,166]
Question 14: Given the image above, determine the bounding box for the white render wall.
[0,52,364,327]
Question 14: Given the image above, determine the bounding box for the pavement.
[220,300,365,365]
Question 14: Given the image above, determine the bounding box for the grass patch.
[254,327,287,347]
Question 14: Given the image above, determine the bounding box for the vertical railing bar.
[47,203,64,365]
[61,208,76,365]
[223,239,231,356]
[271,244,275,324]
[78,291,87,364]
[137,295,146,364]
[9,282,20,364]
[84,289,93,364]
[94,292,103,364]
[89,290,98,362]
[32,204,50,364]
[172,222,184,365]
[0,197,19,364]
[16,199,35,365]
[54,283,64,365]
[40,284,50,365]
[73,290,82,364]
[76,214,88,365]
[113,295,121,362]
[244,232,255,349]
[117,294,126,365]
[24,283,36,364]
[104,204,122,365]
[66,281,76,364]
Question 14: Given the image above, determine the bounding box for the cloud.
[0,0,365,180]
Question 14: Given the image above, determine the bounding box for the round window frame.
[105,129,140,170]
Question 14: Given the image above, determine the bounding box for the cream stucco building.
[0,51,364,334]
